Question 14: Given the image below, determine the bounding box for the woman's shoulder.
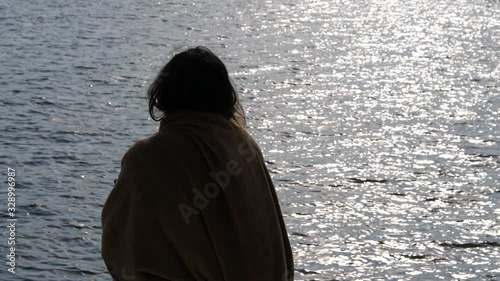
[122,131,198,165]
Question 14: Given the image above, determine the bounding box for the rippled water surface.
[1,0,499,280]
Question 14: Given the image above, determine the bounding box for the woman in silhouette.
[101,46,294,281]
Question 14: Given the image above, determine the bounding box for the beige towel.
[101,111,294,281]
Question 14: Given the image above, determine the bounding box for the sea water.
[0,0,499,280]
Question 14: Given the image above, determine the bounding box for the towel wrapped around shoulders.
[101,111,294,281]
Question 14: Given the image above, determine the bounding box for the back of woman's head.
[147,46,245,125]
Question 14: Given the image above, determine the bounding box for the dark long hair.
[147,46,245,126]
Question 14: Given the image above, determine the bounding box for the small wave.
[290,231,309,237]
[389,192,406,196]
[34,100,56,106]
[27,109,50,115]
[438,241,500,248]
[59,194,85,200]
[51,154,79,161]
[296,268,319,275]
[298,242,319,246]
[24,204,59,216]
[73,65,97,70]
[348,178,389,184]
[401,253,432,260]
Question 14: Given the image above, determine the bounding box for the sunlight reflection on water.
[0,0,498,280]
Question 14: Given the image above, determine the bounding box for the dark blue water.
[0,0,499,280]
